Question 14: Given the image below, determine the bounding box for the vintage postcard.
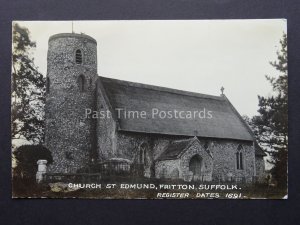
[11,20,287,199]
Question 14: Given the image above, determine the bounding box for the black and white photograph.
[11,20,287,199]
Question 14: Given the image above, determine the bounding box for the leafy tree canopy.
[12,23,45,144]
[248,33,287,187]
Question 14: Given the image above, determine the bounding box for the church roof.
[49,33,97,44]
[157,137,199,161]
[98,76,254,141]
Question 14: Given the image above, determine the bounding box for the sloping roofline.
[49,33,97,44]
[97,76,255,141]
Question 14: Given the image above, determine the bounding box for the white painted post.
[36,160,48,183]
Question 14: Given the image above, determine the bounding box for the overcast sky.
[16,20,286,117]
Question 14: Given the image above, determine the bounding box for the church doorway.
[189,155,202,177]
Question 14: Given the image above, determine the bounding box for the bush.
[13,145,53,181]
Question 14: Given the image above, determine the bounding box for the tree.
[249,33,288,187]
[11,23,45,144]
[13,145,53,180]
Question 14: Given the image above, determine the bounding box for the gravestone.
[36,160,48,183]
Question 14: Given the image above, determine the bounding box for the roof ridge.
[99,76,224,101]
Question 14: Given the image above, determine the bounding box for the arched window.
[78,75,85,92]
[139,143,147,164]
[46,77,50,93]
[236,145,244,170]
[75,49,82,64]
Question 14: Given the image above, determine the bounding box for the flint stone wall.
[210,140,255,183]
[255,156,266,183]
[155,159,180,179]
[95,85,117,161]
[114,132,172,178]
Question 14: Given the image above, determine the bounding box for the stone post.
[36,160,48,183]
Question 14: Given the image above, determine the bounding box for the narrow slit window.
[239,152,243,170]
[75,49,82,64]
[236,145,244,170]
[236,152,240,169]
[139,149,143,164]
[78,75,85,92]
[144,149,147,165]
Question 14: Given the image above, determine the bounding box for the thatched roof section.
[158,139,193,160]
[98,76,254,141]
[157,137,201,161]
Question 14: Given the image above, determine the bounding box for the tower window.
[46,77,50,93]
[75,49,82,64]
[78,75,85,92]
[236,145,244,170]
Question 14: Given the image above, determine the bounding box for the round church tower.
[45,33,98,173]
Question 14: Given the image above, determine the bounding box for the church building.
[44,33,266,183]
